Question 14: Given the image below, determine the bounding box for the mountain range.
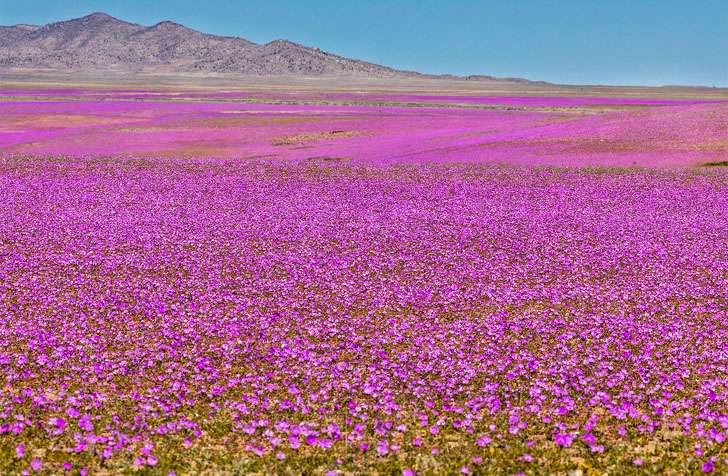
[0,12,508,79]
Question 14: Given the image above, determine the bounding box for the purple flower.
[476,435,492,447]
[554,433,574,447]
[376,440,389,456]
[78,415,94,432]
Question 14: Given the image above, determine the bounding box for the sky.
[1,0,727,87]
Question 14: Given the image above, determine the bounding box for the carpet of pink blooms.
[1,88,727,167]
[0,89,726,475]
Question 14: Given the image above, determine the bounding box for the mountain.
[0,12,426,77]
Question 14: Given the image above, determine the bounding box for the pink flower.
[402,469,416,476]
[377,440,389,456]
[590,444,605,453]
[30,459,42,472]
[476,435,492,447]
[78,415,94,432]
[51,417,67,431]
[15,444,25,458]
[554,433,574,447]
[702,461,714,473]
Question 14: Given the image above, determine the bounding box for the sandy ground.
[2,70,728,100]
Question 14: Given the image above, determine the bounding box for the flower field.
[1,88,727,167]
[0,88,726,475]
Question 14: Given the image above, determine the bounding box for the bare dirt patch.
[272,130,364,146]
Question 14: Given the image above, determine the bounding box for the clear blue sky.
[1,0,727,87]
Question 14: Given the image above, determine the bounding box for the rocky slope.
[0,12,418,76]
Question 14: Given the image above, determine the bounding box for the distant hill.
[0,12,488,79]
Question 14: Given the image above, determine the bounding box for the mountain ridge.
[0,12,531,81]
